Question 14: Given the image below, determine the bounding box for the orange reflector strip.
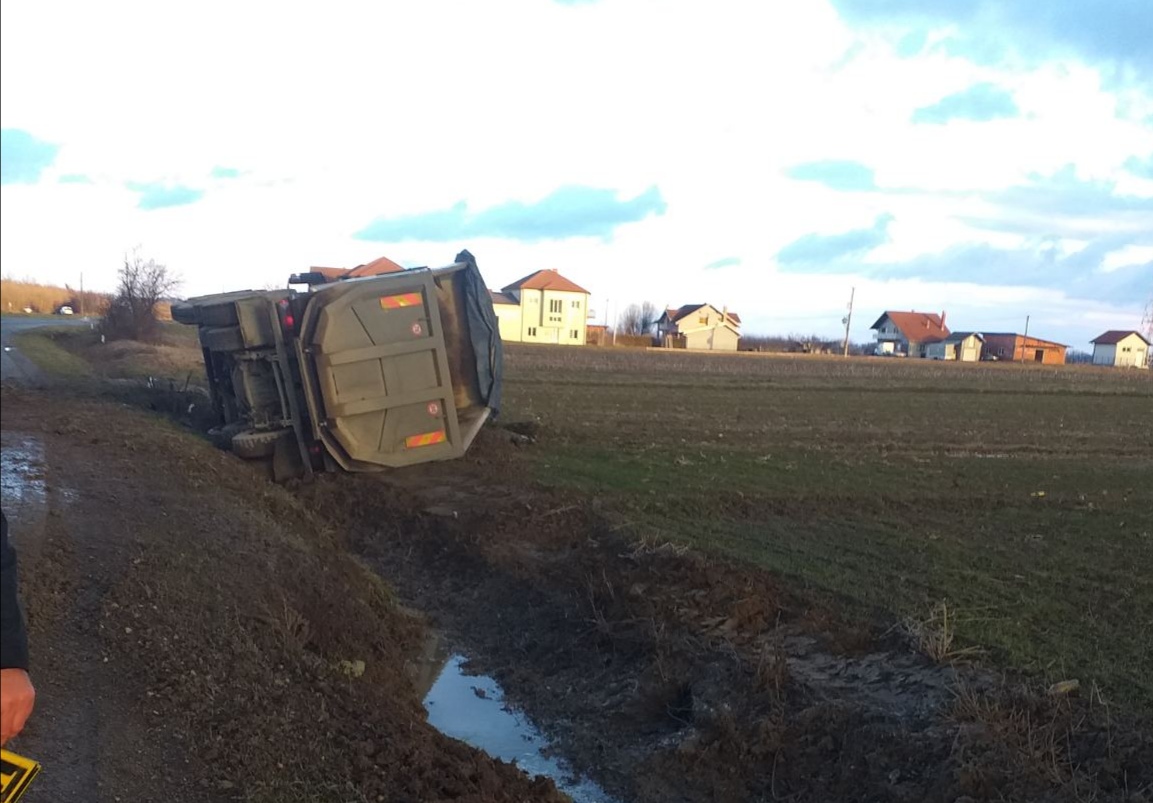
[380,292,423,309]
[405,430,447,448]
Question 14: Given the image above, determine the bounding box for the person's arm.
[1,511,36,744]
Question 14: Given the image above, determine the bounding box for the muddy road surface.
[1,381,1150,802]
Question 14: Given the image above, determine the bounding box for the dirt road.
[1,374,1150,802]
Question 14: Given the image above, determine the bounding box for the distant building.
[870,311,949,357]
[586,324,609,346]
[981,333,1067,365]
[924,332,983,362]
[655,304,741,351]
[490,269,590,345]
[1090,330,1150,368]
[302,256,406,283]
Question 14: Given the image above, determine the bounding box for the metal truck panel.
[298,265,482,469]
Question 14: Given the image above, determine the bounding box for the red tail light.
[277,298,295,332]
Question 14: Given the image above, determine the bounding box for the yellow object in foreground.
[0,749,41,803]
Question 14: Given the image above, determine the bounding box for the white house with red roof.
[654,304,741,350]
[490,269,591,345]
[869,311,950,357]
[1090,330,1150,368]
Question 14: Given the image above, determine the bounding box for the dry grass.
[903,600,986,664]
[2,277,109,315]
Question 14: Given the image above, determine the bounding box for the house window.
[527,327,537,337]
[549,299,562,314]
[698,315,709,325]
[1122,346,1131,352]
[570,329,580,339]
[571,300,581,309]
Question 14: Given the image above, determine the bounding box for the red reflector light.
[284,314,295,328]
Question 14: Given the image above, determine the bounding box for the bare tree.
[103,249,181,341]
[639,301,659,334]
[618,301,660,336]
[618,303,643,336]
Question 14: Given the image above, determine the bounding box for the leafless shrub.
[103,249,181,342]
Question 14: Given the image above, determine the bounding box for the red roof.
[306,256,405,282]
[502,269,589,294]
[1091,330,1151,346]
[346,255,405,278]
[308,266,351,281]
[870,311,950,341]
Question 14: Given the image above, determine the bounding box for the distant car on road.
[57,305,74,315]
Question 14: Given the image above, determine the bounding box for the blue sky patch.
[912,82,1018,124]
[1,129,60,184]
[1124,154,1153,179]
[777,214,893,266]
[127,181,205,210]
[786,160,876,191]
[831,0,1153,84]
[355,185,667,243]
[704,257,741,270]
[211,166,241,179]
[59,173,94,184]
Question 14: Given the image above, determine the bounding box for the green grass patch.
[13,328,95,377]
[502,345,1153,707]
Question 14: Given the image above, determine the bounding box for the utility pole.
[79,272,84,316]
[1019,315,1030,362]
[841,286,855,357]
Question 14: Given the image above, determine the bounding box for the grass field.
[16,323,203,381]
[19,325,1153,709]
[501,345,1153,707]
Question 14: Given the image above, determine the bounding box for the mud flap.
[272,433,306,483]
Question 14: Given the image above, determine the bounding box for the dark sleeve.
[1,511,30,670]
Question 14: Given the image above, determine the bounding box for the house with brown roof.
[981,333,1067,364]
[1090,330,1150,368]
[491,269,591,345]
[293,255,407,285]
[655,304,741,351]
[870,311,949,357]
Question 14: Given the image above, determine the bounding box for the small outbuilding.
[1090,330,1150,368]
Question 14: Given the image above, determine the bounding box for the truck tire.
[232,428,292,459]
[202,326,246,353]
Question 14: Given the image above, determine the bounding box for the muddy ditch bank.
[1,386,572,803]
[296,432,1153,803]
[9,380,1151,802]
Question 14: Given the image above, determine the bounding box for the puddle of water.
[424,654,619,803]
[0,436,48,507]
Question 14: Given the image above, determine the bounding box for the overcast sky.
[2,0,1151,347]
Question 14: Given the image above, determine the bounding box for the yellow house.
[1090,330,1151,368]
[655,304,741,351]
[490,269,591,345]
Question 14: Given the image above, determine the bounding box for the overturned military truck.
[172,250,502,480]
